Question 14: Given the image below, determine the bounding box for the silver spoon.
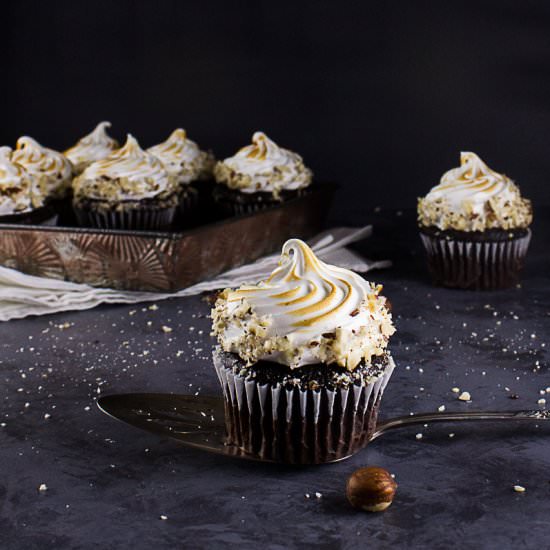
[97,393,550,464]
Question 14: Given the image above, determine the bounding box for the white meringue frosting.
[73,134,175,202]
[0,147,36,215]
[214,132,312,197]
[12,136,73,201]
[418,152,532,231]
[212,239,395,370]
[64,121,119,174]
[148,129,213,186]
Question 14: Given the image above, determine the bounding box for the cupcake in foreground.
[0,147,57,225]
[64,121,119,175]
[211,238,395,464]
[11,136,73,205]
[213,132,312,216]
[72,134,178,230]
[418,152,532,290]
[148,129,214,217]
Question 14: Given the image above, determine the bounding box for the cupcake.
[11,136,73,204]
[211,238,396,464]
[213,132,313,216]
[0,147,57,225]
[418,152,533,290]
[64,121,119,175]
[72,134,178,230]
[148,128,214,217]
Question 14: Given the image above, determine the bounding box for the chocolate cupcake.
[418,152,533,290]
[11,136,73,205]
[0,147,57,225]
[213,132,312,217]
[72,134,178,230]
[211,239,396,464]
[148,129,214,222]
[64,121,119,175]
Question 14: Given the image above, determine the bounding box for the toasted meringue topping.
[418,152,532,231]
[64,121,119,174]
[73,134,174,202]
[0,147,38,214]
[212,239,394,370]
[148,128,214,185]
[214,132,312,197]
[12,136,73,201]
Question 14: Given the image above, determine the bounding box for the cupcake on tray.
[418,152,533,290]
[213,131,312,216]
[11,136,73,206]
[148,128,214,216]
[211,238,396,464]
[64,121,119,175]
[0,147,57,225]
[72,134,178,230]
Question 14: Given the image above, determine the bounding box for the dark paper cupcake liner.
[74,203,177,231]
[173,185,200,229]
[50,194,77,226]
[178,185,199,213]
[212,185,310,218]
[213,351,394,465]
[0,205,58,226]
[419,229,531,290]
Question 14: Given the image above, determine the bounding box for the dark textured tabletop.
[1,208,549,550]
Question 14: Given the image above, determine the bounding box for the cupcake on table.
[418,152,533,290]
[72,134,178,230]
[148,128,214,217]
[64,121,119,175]
[211,238,396,464]
[213,131,313,216]
[11,136,73,207]
[0,147,57,225]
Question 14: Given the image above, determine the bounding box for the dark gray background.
[3,0,550,222]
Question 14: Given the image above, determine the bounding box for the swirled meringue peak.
[73,134,175,202]
[214,132,312,197]
[418,152,532,231]
[0,147,37,215]
[212,239,395,370]
[64,121,119,174]
[148,129,214,186]
[12,136,73,201]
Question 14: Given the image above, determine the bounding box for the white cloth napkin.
[0,226,390,321]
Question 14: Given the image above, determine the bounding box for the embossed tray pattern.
[0,185,334,292]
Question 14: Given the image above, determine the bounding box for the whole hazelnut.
[346,466,397,512]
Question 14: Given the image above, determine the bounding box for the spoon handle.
[372,409,550,440]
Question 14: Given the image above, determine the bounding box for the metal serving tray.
[0,185,335,292]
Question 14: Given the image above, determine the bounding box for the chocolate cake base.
[419,226,531,290]
[213,350,394,465]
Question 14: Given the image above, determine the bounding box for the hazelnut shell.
[346,466,397,512]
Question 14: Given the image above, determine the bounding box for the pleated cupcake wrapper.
[50,196,76,226]
[0,206,58,226]
[41,213,59,227]
[175,186,201,228]
[213,354,395,464]
[214,198,273,218]
[212,187,309,218]
[178,186,199,214]
[74,205,177,231]
[420,230,531,290]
